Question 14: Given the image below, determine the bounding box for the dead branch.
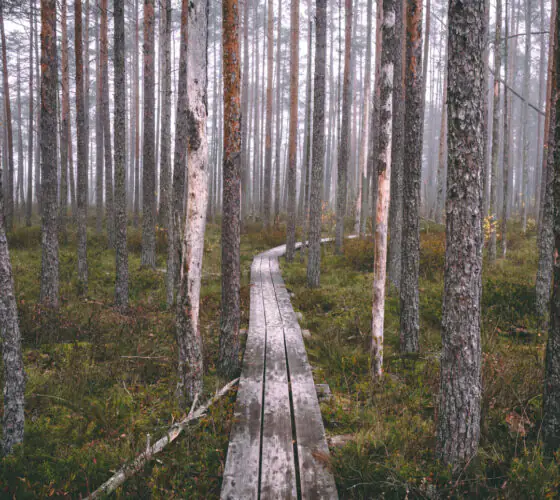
[85,378,239,500]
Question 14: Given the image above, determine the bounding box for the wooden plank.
[221,257,266,500]
[259,256,297,499]
[270,257,339,500]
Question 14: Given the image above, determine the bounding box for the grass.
[0,217,286,499]
[281,220,560,499]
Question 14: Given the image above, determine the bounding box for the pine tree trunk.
[307,0,326,289]
[95,3,104,235]
[501,0,511,259]
[437,0,485,468]
[16,53,24,223]
[399,0,424,353]
[285,0,299,262]
[241,0,251,221]
[166,0,189,306]
[542,7,560,453]
[59,0,70,235]
[75,0,89,295]
[101,0,114,247]
[0,3,14,232]
[263,0,274,228]
[371,0,395,380]
[158,0,172,230]
[335,0,352,254]
[26,2,33,227]
[34,6,41,215]
[0,149,25,456]
[218,0,242,378]
[175,0,209,407]
[489,0,502,262]
[387,0,405,287]
[141,0,156,268]
[40,0,60,308]
[435,45,448,225]
[114,0,129,309]
[133,0,140,228]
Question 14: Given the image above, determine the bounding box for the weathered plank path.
[221,241,338,500]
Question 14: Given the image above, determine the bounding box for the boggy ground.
[0,218,285,498]
[1,217,558,498]
[282,220,559,499]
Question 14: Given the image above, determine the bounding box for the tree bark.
[95,2,104,235]
[0,146,25,456]
[543,5,560,453]
[26,1,33,227]
[0,2,14,232]
[175,0,209,406]
[307,0,326,289]
[166,0,189,306]
[218,0,242,378]
[399,0,424,353]
[335,0,352,254]
[75,0,89,295]
[114,0,128,309]
[285,0,299,262]
[371,0,395,380]
[437,0,486,468]
[39,0,59,308]
[274,0,282,224]
[59,0,69,236]
[141,0,156,268]
[263,0,274,227]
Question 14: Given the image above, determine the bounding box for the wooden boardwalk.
[221,241,338,500]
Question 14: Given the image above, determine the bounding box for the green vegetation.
[0,219,285,499]
[282,221,559,499]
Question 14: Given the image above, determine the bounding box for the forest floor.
[0,217,558,498]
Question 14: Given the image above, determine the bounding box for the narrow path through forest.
[221,239,339,500]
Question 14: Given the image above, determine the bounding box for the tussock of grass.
[281,220,558,499]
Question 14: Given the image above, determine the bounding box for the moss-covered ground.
[281,220,559,499]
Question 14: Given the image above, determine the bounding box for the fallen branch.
[85,378,239,500]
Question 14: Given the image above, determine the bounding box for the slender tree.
[141,0,156,268]
[218,0,242,378]
[26,1,33,227]
[95,1,103,235]
[335,0,352,254]
[75,0,88,294]
[520,0,530,232]
[285,0,299,261]
[501,0,510,258]
[371,0,395,380]
[263,0,274,227]
[307,0,326,288]
[399,0,424,353]
[0,2,14,232]
[113,0,128,309]
[175,0,210,406]
[59,0,70,236]
[274,0,282,223]
[39,0,59,308]
[437,0,486,467]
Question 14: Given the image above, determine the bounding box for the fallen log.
[85,378,239,499]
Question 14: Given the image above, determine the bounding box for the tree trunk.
[520,0,530,232]
[175,0,209,406]
[535,0,557,321]
[387,0,405,287]
[166,0,189,306]
[0,3,14,232]
[101,0,114,247]
[0,146,25,456]
[39,0,59,308]
[437,0,485,468]
[335,0,352,254]
[133,0,140,228]
[273,0,282,224]
[285,0,299,261]
[501,0,510,259]
[543,6,560,453]
[114,0,128,309]
[158,0,172,230]
[26,1,33,227]
[240,0,251,221]
[307,0,326,288]
[370,0,395,380]
[263,0,274,228]
[16,53,24,223]
[59,0,70,235]
[218,0,242,378]
[489,0,502,262]
[95,2,104,235]
[75,0,89,295]
[141,0,156,268]
[399,0,424,353]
